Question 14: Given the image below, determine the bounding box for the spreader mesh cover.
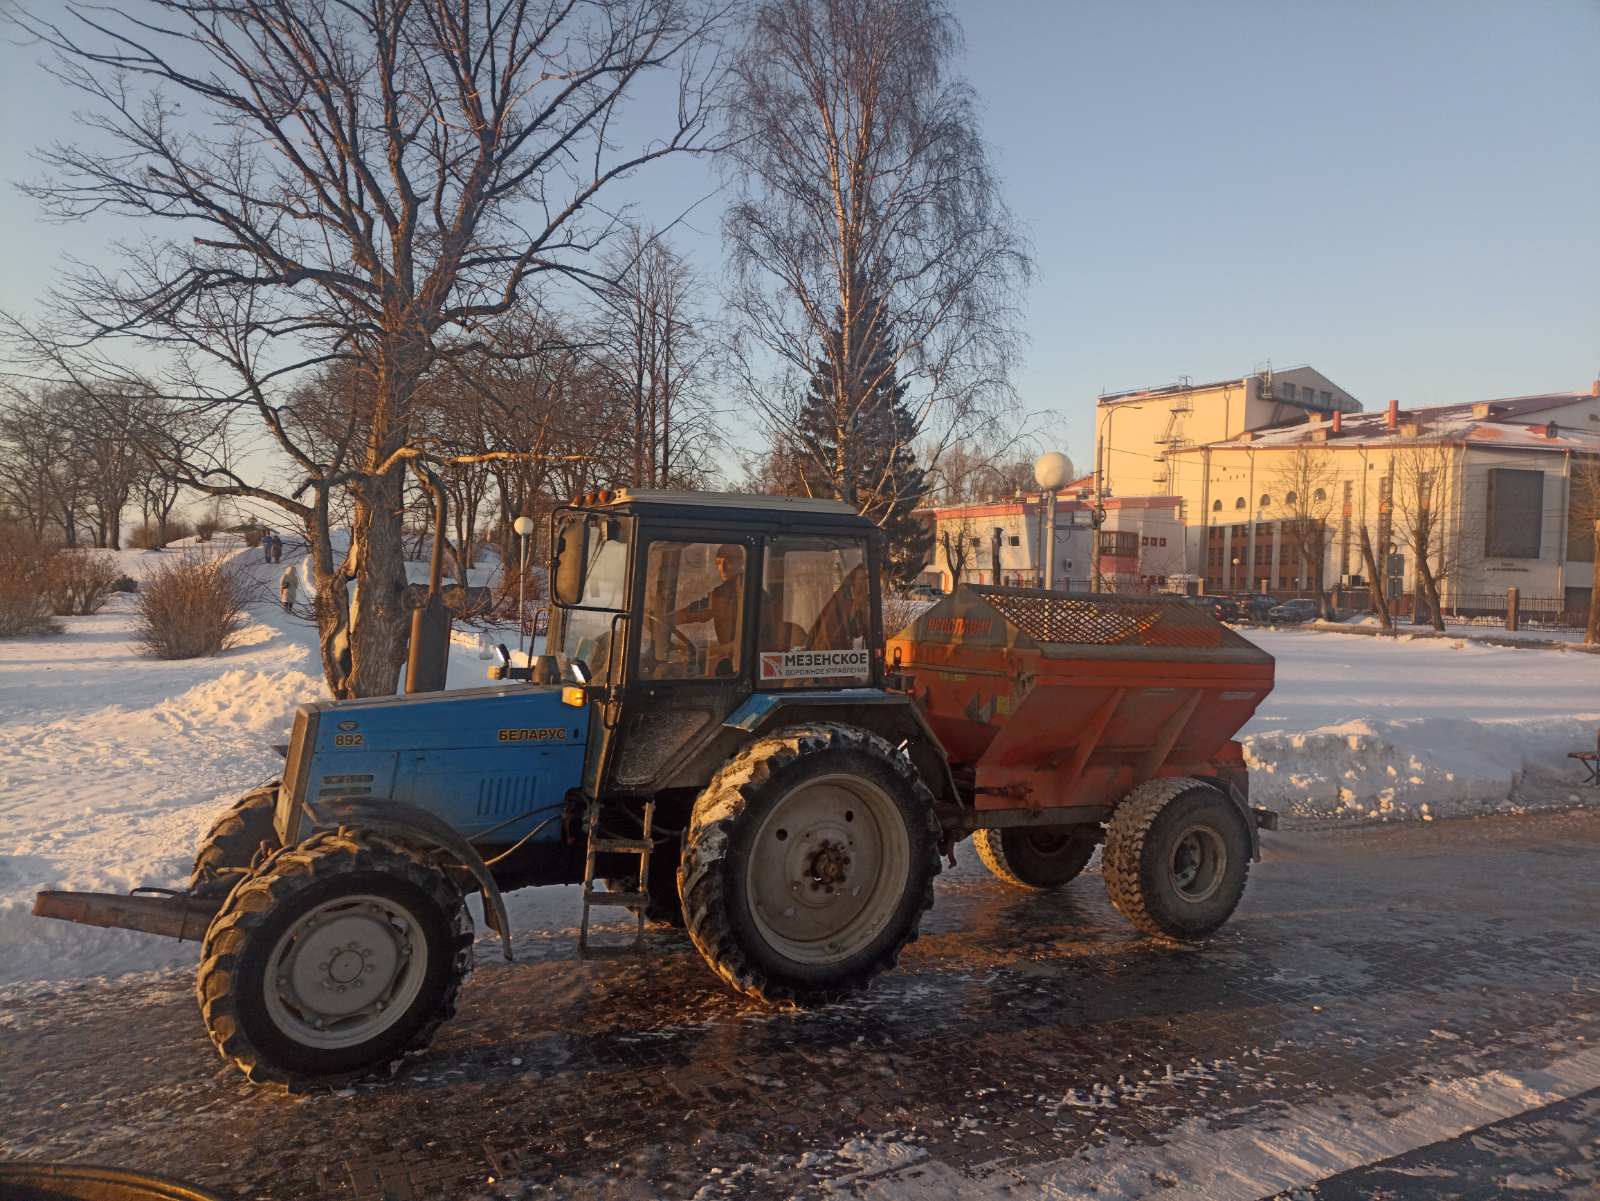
[966,586,1265,652]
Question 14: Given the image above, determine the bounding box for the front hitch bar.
[33,889,223,942]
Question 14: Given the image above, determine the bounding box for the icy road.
[4,807,1598,1200]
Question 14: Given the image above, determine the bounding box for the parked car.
[1232,594,1276,622]
[1267,597,1320,624]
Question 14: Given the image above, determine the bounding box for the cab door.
[603,531,759,794]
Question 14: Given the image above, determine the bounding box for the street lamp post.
[513,514,536,659]
[1033,452,1071,591]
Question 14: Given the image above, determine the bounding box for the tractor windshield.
[548,512,631,674]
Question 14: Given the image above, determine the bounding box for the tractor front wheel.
[1102,778,1251,940]
[973,825,1098,890]
[190,784,281,898]
[679,723,940,1005]
[196,830,473,1087]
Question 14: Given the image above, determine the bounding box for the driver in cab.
[671,544,744,675]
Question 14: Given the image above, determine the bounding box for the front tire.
[196,830,473,1086]
[190,784,281,898]
[1102,778,1251,940]
[973,825,1097,890]
[679,724,940,1005]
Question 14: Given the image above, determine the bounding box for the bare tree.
[0,387,84,543]
[593,227,718,488]
[1273,447,1338,617]
[1392,439,1466,632]
[724,0,1031,513]
[7,0,728,696]
[1569,452,1600,646]
[937,513,976,589]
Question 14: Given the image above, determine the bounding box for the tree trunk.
[345,468,411,698]
[1587,520,1600,647]
[1415,559,1445,631]
[1358,526,1393,629]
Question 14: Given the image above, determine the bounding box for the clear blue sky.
[2,0,1596,476]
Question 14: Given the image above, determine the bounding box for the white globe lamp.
[512,515,536,657]
[1032,451,1071,593]
[1033,451,1072,492]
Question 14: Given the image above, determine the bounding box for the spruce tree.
[794,303,933,586]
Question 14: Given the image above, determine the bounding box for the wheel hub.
[744,774,911,965]
[264,896,428,1047]
[1169,825,1227,903]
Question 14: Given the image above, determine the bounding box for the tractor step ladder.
[578,797,655,958]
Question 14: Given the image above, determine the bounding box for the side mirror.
[553,517,587,605]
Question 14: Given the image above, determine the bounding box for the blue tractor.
[37,491,950,1086]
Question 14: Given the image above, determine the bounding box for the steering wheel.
[640,614,699,676]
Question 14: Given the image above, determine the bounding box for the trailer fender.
[1217,782,1264,862]
[302,797,512,960]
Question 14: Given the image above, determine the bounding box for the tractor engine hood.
[275,685,589,848]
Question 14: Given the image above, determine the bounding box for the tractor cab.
[545,490,888,800]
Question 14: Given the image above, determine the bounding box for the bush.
[134,555,255,658]
[128,519,195,550]
[45,550,123,616]
[0,533,61,637]
[194,513,223,542]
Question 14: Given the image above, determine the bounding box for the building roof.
[596,489,872,527]
[1189,390,1600,454]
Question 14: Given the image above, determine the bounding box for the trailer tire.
[196,830,473,1087]
[973,826,1098,890]
[1103,777,1250,940]
[679,723,940,1005]
[190,784,281,898]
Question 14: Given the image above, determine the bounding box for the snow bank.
[1239,629,1600,821]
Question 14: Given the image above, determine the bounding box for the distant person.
[279,563,297,612]
[272,533,284,564]
[261,531,275,563]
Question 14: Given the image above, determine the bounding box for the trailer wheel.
[196,830,473,1087]
[1103,778,1250,940]
[973,825,1097,890]
[679,723,940,1005]
[190,784,281,898]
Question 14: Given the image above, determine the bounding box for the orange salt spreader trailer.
[887,585,1277,936]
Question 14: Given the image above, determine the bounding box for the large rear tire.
[196,830,473,1087]
[679,724,940,1005]
[190,784,281,898]
[973,825,1097,890]
[1102,777,1251,940]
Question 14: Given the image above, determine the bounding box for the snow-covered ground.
[1,555,1596,986]
[1239,627,1599,822]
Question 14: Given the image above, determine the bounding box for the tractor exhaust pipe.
[32,890,222,942]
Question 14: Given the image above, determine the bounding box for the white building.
[921,480,1186,593]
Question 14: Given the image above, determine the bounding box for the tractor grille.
[969,586,1260,651]
[478,775,540,817]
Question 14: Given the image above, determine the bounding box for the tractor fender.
[722,690,959,807]
[302,797,513,960]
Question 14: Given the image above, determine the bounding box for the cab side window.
[758,537,871,687]
[639,541,746,680]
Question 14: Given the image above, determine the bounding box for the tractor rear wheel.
[190,784,281,898]
[196,830,473,1087]
[679,723,940,1005]
[973,825,1097,890]
[1102,778,1250,940]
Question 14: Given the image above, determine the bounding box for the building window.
[1280,382,1296,400]
[970,537,981,548]
[1485,468,1545,559]
[1212,499,1222,511]
[1007,535,1020,546]
[1259,494,1272,508]
[1313,487,1326,503]
[1284,490,1298,506]
[1320,390,1333,406]
[1234,497,1246,509]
